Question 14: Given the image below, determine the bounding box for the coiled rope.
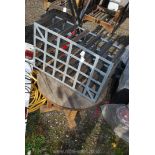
[25,68,47,113]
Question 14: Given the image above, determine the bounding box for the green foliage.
[114,148,124,155]
[25,111,49,154]
[25,134,46,155]
[26,111,40,135]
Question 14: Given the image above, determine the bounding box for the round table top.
[37,72,105,110]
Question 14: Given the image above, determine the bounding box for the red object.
[55,30,77,58]
[62,44,69,50]
[25,50,33,59]
[93,107,101,119]
[61,30,76,50]
[26,30,77,60]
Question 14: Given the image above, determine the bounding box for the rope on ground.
[26,70,47,113]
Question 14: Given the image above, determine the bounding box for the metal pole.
[68,0,76,18]
[71,0,82,25]
[80,0,92,20]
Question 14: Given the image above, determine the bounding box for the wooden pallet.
[83,5,123,33]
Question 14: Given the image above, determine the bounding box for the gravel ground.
[26,106,129,155]
[25,1,129,155]
[25,0,45,26]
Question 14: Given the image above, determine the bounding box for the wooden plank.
[83,15,113,33]
[75,0,85,8]
[40,101,78,129]
[43,0,51,10]
[113,10,121,22]
[76,0,81,7]
[64,109,78,129]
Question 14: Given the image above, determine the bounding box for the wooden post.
[113,10,121,22]
[43,0,51,11]
[64,109,78,129]
[40,101,78,129]
[76,0,84,9]
[76,0,81,8]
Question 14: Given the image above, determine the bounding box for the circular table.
[37,71,106,110]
